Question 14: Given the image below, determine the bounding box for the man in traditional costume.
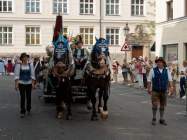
[147,57,173,126]
[72,35,89,80]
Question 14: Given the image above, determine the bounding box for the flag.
[53,15,63,42]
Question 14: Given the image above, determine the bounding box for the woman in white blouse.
[14,53,35,118]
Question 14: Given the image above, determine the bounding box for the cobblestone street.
[0,76,187,140]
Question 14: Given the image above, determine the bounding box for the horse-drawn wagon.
[42,14,111,120]
[43,68,88,102]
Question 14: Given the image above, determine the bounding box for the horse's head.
[98,56,106,68]
[55,61,67,75]
[91,37,109,68]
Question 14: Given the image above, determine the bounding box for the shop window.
[163,44,178,62]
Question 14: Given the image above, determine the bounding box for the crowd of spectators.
[112,56,187,99]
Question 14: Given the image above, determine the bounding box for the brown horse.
[85,54,111,121]
[53,61,73,120]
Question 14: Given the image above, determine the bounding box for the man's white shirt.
[147,67,172,82]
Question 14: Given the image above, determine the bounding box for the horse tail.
[107,79,111,97]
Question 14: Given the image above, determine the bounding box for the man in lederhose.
[147,57,173,126]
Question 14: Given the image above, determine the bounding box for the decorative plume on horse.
[85,37,111,121]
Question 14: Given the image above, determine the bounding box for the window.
[167,0,173,20]
[106,0,119,16]
[80,27,94,45]
[80,0,94,15]
[63,27,68,36]
[26,27,40,45]
[131,0,144,16]
[53,0,68,14]
[0,0,12,12]
[163,44,178,62]
[106,28,119,45]
[0,26,12,45]
[25,0,40,13]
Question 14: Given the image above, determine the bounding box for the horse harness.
[87,64,110,79]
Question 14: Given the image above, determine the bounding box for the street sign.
[121,42,131,51]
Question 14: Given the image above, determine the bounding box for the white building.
[156,0,187,67]
[0,0,155,61]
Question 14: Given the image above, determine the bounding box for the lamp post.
[123,23,130,62]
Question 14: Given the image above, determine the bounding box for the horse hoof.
[98,107,103,113]
[91,115,98,121]
[101,111,108,120]
[57,112,63,119]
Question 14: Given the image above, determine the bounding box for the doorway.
[131,45,143,58]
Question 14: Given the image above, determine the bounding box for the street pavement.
[0,76,187,140]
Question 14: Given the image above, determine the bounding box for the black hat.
[155,57,166,65]
[20,52,29,60]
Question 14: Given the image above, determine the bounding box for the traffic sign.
[121,42,131,51]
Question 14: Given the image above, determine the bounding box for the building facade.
[156,0,187,67]
[0,0,155,61]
